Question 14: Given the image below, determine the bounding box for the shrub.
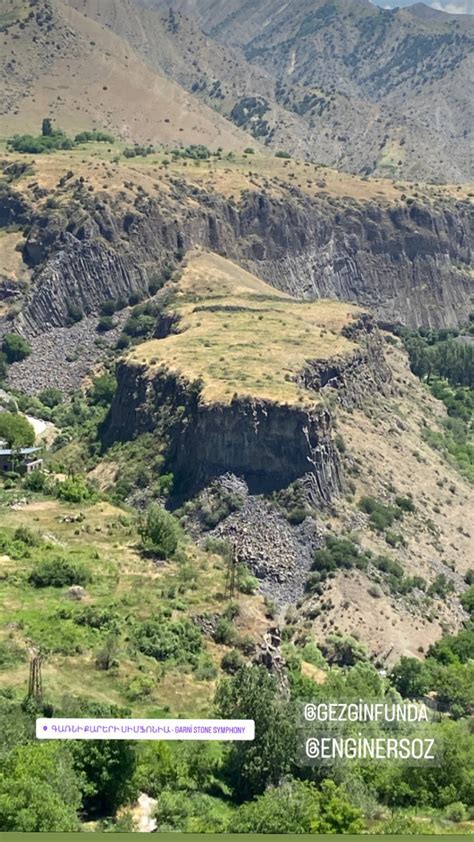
[125,675,155,701]
[275,151,291,159]
[358,496,401,531]
[38,388,63,408]
[14,525,40,546]
[312,537,370,578]
[140,504,179,559]
[460,586,474,616]
[0,412,35,448]
[135,616,202,666]
[395,495,416,513]
[445,801,468,823]
[75,130,115,143]
[214,618,236,646]
[55,476,94,504]
[287,506,309,524]
[195,655,218,681]
[28,557,91,588]
[23,470,46,492]
[221,649,245,674]
[89,374,117,406]
[238,566,258,595]
[97,316,115,333]
[428,573,455,598]
[2,333,31,363]
[66,302,84,324]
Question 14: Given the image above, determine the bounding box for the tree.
[390,656,429,698]
[2,333,31,363]
[140,504,179,558]
[39,388,63,408]
[0,412,35,448]
[89,373,117,406]
[461,586,474,617]
[214,665,295,801]
[228,778,363,833]
[228,779,320,833]
[42,118,53,137]
[70,703,137,815]
[0,743,83,831]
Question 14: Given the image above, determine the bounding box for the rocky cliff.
[103,301,391,501]
[103,361,343,501]
[5,169,472,336]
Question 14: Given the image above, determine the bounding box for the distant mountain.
[0,0,252,150]
[141,0,474,181]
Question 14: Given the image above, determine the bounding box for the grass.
[0,495,266,715]
[1,142,470,210]
[127,250,360,405]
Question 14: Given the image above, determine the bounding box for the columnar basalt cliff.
[6,179,473,337]
[103,313,391,501]
[103,361,343,501]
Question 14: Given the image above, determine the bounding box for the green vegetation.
[28,556,91,588]
[0,412,35,447]
[229,779,363,833]
[74,131,115,144]
[391,623,474,715]
[171,145,211,161]
[6,122,115,155]
[135,616,202,667]
[2,333,31,363]
[139,504,179,559]
[123,145,154,159]
[400,326,473,482]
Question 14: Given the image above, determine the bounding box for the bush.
[38,388,63,408]
[395,495,416,513]
[89,374,117,406]
[214,618,236,646]
[66,302,84,324]
[358,496,402,531]
[23,470,46,492]
[461,586,474,616]
[140,504,179,559]
[221,649,245,674]
[2,333,31,363]
[0,412,35,447]
[238,566,258,595]
[28,557,91,588]
[275,151,291,159]
[55,476,94,504]
[311,537,370,578]
[75,130,115,143]
[97,315,115,333]
[135,616,202,666]
[125,675,155,701]
[445,801,468,823]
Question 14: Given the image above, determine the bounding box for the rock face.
[103,314,391,502]
[103,360,343,501]
[8,182,473,336]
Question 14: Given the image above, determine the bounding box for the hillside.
[0,31,473,828]
[0,0,252,150]
[125,250,362,406]
[144,0,474,182]
[0,144,470,389]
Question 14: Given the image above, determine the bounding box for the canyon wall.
[5,183,472,336]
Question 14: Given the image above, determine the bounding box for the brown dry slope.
[0,0,253,149]
[300,342,473,665]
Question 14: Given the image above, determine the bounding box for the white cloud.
[430,0,473,12]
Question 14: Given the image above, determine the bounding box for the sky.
[371,0,474,13]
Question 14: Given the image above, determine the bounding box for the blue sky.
[371,0,473,13]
